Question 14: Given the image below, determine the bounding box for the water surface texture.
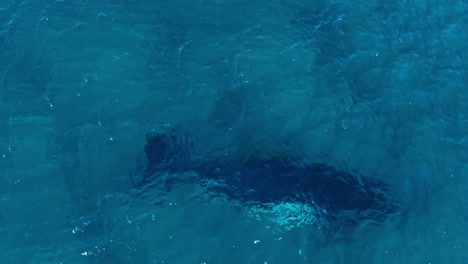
[0,0,467,263]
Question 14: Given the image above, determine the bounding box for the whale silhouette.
[140,128,398,227]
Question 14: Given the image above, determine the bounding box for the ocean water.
[0,0,467,263]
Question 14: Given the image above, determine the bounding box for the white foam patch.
[244,201,327,230]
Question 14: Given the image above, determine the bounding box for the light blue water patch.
[0,0,467,263]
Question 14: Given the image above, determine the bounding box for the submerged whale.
[140,128,398,227]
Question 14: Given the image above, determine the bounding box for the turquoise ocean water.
[0,0,467,263]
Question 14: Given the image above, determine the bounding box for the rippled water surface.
[0,0,467,263]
